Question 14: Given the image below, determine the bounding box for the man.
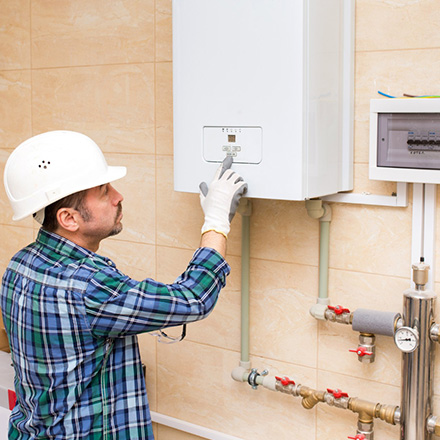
[1,130,247,439]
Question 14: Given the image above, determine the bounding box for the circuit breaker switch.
[407,131,440,152]
[407,132,416,145]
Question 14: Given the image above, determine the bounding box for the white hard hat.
[4,130,127,222]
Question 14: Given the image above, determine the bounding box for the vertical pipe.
[400,286,436,439]
[411,183,424,283]
[240,206,251,367]
[306,201,331,320]
[423,184,437,291]
[319,220,330,300]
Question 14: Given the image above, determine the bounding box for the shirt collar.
[36,228,97,261]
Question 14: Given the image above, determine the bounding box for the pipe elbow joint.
[310,299,330,321]
[305,199,326,219]
[305,200,332,221]
[231,366,248,383]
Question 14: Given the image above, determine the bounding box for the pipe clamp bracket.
[247,368,260,390]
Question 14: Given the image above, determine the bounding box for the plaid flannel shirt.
[1,229,229,439]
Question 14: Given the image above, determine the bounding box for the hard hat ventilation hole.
[38,160,51,170]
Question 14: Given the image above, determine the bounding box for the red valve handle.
[349,346,373,357]
[275,376,295,386]
[327,305,350,315]
[348,435,366,440]
[326,388,349,399]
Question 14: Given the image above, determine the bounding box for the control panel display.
[203,126,262,164]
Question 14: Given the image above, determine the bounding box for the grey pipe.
[352,308,401,337]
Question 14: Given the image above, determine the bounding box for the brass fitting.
[348,397,398,425]
[348,398,374,423]
[375,403,399,425]
[283,382,398,433]
[299,386,326,410]
[427,415,440,436]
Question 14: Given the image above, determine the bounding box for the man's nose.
[109,184,124,204]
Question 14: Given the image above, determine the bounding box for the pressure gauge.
[394,326,419,353]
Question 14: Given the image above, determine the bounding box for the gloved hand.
[199,156,248,237]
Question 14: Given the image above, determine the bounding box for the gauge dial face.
[394,327,419,353]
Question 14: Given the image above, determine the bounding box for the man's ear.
[56,208,80,232]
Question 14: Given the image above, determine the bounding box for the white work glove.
[199,157,248,237]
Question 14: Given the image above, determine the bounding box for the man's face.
[78,183,124,242]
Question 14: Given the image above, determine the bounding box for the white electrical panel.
[173,0,354,200]
[370,98,440,184]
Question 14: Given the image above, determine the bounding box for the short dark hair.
[42,189,90,232]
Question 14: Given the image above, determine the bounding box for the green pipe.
[319,220,330,300]
[241,212,251,364]
[305,200,331,319]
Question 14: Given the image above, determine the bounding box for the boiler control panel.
[370,99,440,183]
[203,126,262,164]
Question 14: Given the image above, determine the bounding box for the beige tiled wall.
[1,1,439,439]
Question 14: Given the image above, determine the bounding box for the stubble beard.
[108,203,123,237]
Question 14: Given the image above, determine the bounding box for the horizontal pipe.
[233,370,399,428]
[351,309,401,337]
[151,411,244,440]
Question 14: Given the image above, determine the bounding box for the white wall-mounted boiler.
[173,0,354,200]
